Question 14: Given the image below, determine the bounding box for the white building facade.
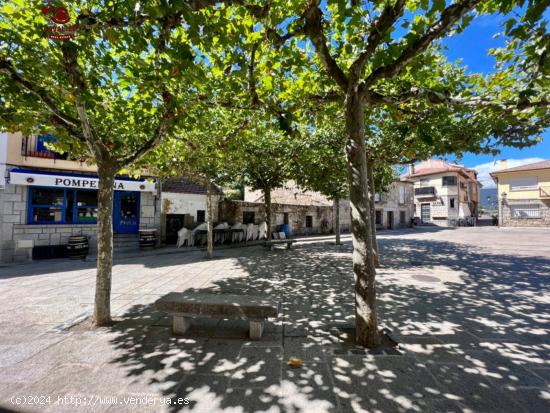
[160,178,222,244]
[403,159,481,226]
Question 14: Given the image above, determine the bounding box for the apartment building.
[402,159,481,226]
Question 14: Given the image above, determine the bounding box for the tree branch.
[360,0,481,93]
[248,42,261,107]
[61,43,107,159]
[365,87,550,112]
[303,2,348,90]
[120,91,175,166]
[0,59,85,140]
[307,90,344,102]
[118,16,180,166]
[349,0,407,82]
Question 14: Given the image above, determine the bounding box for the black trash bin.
[67,235,89,259]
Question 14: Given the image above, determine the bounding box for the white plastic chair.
[176,227,192,248]
[258,221,267,240]
[231,223,244,242]
[214,222,229,243]
[246,223,256,241]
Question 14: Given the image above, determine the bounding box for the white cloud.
[472,158,545,188]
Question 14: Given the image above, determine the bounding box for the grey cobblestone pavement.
[0,227,548,412]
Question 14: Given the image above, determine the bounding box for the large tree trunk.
[367,162,380,267]
[334,197,341,245]
[344,92,380,348]
[264,187,272,240]
[93,163,116,327]
[206,180,214,259]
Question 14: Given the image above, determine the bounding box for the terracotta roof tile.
[402,159,479,183]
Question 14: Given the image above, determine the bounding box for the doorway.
[113,191,140,234]
[386,211,394,229]
[421,203,431,223]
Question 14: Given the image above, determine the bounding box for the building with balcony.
[0,132,160,263]
[402,159,481,226]
[490,160,550,227]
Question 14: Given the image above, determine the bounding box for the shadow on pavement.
[104,238,549,412]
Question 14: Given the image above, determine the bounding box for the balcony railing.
[21,135,69,160]
[540,187,550,198]
[415,186,436,197]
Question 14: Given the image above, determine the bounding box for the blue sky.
[439,12,549,187]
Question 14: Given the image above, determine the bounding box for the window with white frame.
[510,177,538,191]
[510,204,540,219]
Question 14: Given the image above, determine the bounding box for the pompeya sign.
[9,171,156,193]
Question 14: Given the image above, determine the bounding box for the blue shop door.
[113,191,140,234]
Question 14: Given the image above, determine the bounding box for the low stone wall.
[501,199,550,227]
[12,224,98,261]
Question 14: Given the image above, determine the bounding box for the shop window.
[76,190,97,223]
[375,210,382,225]
[28,187,98,225]
[305,215,313,228]
[29,188,64,224]
[196,210,206,223]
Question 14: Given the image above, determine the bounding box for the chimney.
[496,159,508,171]
[408,164,415,176]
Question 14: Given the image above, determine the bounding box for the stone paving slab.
[0,227,549,412]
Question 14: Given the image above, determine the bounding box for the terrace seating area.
[176,221,281,248]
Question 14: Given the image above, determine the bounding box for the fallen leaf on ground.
[287,357,303,368]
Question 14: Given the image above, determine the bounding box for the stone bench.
[155,292,279,339]
[264,239,296,251]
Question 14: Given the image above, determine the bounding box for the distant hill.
[480,188,498,210]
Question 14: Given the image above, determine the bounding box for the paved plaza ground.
[0,227,548,412]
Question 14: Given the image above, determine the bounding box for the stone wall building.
[374,180,416,230]
[218,199,341,236]
[242,181,350,235]
[0,132,160,263]
[490,160,550,227]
